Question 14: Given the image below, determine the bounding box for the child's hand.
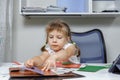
[42,55,57,71]
[24,59,34,68]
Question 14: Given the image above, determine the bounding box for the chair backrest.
[71,29,107,63]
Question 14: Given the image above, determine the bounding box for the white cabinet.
[19,0,120,17]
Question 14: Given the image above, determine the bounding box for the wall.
[10,0,120,63]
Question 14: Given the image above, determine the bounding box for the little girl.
[24,19,80,71]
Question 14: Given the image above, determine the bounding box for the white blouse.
[45,43,80,64]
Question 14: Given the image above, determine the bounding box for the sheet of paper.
[0,66,10,80]
[51,68,78,75]
[21,66,44,75]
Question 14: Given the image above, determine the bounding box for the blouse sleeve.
[63,43,72,49]
[45,44,55,55]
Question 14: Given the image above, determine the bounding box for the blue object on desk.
[109,54,120,74]
[116,64,120,70]
[57,0,89,12]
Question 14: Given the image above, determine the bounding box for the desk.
[0,63,119,80]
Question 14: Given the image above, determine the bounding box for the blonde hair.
[46,19,71,41]
[41,19,80,56]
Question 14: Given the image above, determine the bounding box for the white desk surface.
[0,63,119,80]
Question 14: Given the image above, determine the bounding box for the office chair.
[71,29,107,63]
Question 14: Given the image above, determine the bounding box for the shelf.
[21,12,120,17]
[20,0,120,17]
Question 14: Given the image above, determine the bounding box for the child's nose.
[53,38,57,42]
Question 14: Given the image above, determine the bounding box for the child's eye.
[57,36,62,39]
[49,36,53,39]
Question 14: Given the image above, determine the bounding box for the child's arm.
[55,44,76,61]
[24,51,49,68]
[42,44,76,71]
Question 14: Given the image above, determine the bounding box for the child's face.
[48,30,69,52]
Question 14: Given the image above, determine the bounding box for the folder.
[9,66,84,79]
[78,65,108,72]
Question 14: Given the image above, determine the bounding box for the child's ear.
[67,37,70,41]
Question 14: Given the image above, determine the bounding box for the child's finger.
[53,61,56,71]
[45,63,50,71]
[42,62,49,71]
[25,60,34,68]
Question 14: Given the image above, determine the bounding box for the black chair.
[71,29,107,63]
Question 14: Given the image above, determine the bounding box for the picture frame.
[108,54,120,74]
